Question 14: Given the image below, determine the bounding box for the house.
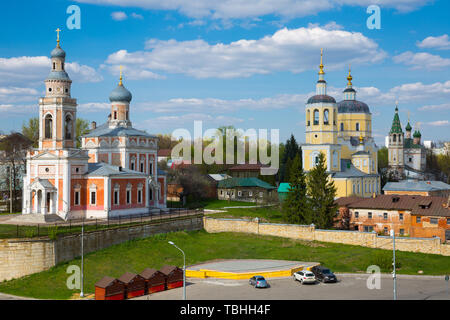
[217,177,277,203]
[383,180,450,197]
[157,149,171,163]
[336,194,450,242]
[277,183,291,202]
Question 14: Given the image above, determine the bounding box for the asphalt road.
[135,274,450,300]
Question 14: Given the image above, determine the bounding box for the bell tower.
[388,103,404,172]
[39,28,77,150]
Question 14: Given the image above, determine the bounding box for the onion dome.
[413,130,421,138]
[51,46,66,59]
[307,49,336,104]
[337,66,370,114]
[307,95,336,104]
[109,68,132,103]
[405,122,412,131]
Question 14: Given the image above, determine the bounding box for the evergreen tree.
[279,134,302,182]
[306,152,337,229]
[282,153,310,224]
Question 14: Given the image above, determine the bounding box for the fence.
[0,208,203,239]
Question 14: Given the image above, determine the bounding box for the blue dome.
[307,94,336,104]
[46,71,71,81]
[51,46,66,59]
[337,100,370,114]
[109,84,132,103]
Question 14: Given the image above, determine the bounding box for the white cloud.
[75,0,432,20]
[417,34,450,50]
[104,26,386,79]
[0,87,39,103]
[131,12,144,19]
[78,102,110,111]
[0,56,102,86]
[418,103,450,112]
[423,120,450,127]
[393,51,450,70]
[111,11,127,21]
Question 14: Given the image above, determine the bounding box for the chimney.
[91,121,96,130]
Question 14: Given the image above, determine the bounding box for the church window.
[131,157,135,171]
[323,109,329,125]
[65,114,72,140]
[48,88,52,92]
[409,157,412,163]
[140,160,144,172]
[137,189,142,204]
[114,111,117,120]
[149,162,153,175]
[333,109,336,125]
[356,123,360,131]
[74,185,81,206]
[90,191,96,205]
[393,134,396,142]
[340,123,344,131]
[65,88,68,93]
[53,62,56,70]
[44,114,53,139]
[126,183,132,204]
[313,109,319,125]
[113,184,120,205]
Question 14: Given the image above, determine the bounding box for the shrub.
[48,226,59,240]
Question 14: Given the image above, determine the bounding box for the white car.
[293,270,316,284]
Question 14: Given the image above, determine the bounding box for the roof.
[307,94,336,104]
[158,149,172,157]
[217,177,276,190]
[95,276,118,288]
[277,182,291,193]
[331,159,378,179]
[403,138,423,149]
[339,194,450,217]
[46,70,71,81]
[86,162,147,177]
[335,196,365,207]
[83,122,156,138]
[139,268,160,279]
[228,163,267,171]
[118,272,138,284]
[51,46,66,58]
[208,173,231,181]
[390,109,403,134]
[160,265,180,276]
[109,83,132,103]
[337,100,370,114]
[352,151,370,156]
[383,180,450,192]
[405,122,412,131]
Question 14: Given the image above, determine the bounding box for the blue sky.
[0,0,449,146]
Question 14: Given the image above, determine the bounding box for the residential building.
[217,177,277,203]
[336,194,450,242]
[383,180,450,197]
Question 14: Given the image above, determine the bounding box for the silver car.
[293,270,317,284]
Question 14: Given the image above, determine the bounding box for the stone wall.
[0,216,203,282]
[204,217,449,256]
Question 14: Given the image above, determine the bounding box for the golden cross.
[55,28,61,45]
[319,48,324,75]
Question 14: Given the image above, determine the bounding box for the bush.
[368,251,401,272]
[24,229,36,238]
[48,226,59,240]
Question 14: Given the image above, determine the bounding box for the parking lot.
[135,274,450,300]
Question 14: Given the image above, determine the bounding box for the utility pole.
[9,165,12,213]
[390,229,397,300]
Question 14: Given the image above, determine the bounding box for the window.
[368,212,372,219]
[364,226,373,232]
[430,218,438,224]
[384,227,388,234]
[114,111,117,120]
[259,192,263,198]
[384,212,388,220]
[74,190,80,206]
[44,114,53,139]
[126,190,131,204]
[53,62,56,70]
[238,191,242,197]
[65,115,72,140]
[140,161,144,172]
[323,109,329,125]
[354,212,359,218]
[149,162,153,175]
[399,213,403,221]
[307,110,310,126]
[340,123,344,131]
[137,189,142,204]
[313,109,319,125]
[399,229,404,236]
[249,191,253,197]
[393,134,396,142]
[90,191,96,205]
[416,216,421,223]
[356,123,360,131]
[114,190,119,205]
[409,157,412,163]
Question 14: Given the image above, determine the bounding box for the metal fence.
[1,208,204,239]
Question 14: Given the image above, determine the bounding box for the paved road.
[135,274,450,300]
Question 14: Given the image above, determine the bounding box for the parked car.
[310,265,337,283]
[249,275,269,288]
[293,270,316,284]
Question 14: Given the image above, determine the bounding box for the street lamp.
[390,229,397,300]
[168,241,186,300]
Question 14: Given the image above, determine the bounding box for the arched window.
[307,110,310,126]
[114,111,117,120]
[313,109,319,125]
[323,109,329,125]
[52,62,56,70]
[393,134,396,142]
[356,123,360,131]
[44,114,53,139]
[340,123,344,132]
[65,114,72,140]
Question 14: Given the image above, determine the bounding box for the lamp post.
[390,229,397,300]
[168,241,186,300]
[80,221,84,298]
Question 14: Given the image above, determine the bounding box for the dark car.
[311,266,337,283]
[249,275,269,288]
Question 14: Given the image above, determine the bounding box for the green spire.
[413,130,421,138]
[405,122,412,131]
[390,106,403,134]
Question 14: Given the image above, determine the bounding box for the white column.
[104,177,110,218]
[145,177,149,208]
[42,190,47,215]
[63,160,70,214]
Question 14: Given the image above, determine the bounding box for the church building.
[302,50,381,198]
[21,32,166,220]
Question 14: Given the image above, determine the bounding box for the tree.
[282,154,310,224]
[168,165,212,206]
[22,118,39,148]
[377,147,388,171]
[279,134,302,182]
[306,152,337,229]
[0,133,33,212]
[75,118,90,148]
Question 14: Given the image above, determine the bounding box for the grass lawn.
[0,212,21,215]
[202,199,256,209]
[208,206,284,223]
[0,230,449,300]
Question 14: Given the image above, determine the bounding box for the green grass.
[208,206,284,223]
[0,230,448,300]
[0,212,21,216]
[202,199,256,209]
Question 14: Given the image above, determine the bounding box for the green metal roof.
[277,182,291,193]
[217,177,276,190]
[405,122,412,131]
[390,109,403,134]
[404,138,423,149]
